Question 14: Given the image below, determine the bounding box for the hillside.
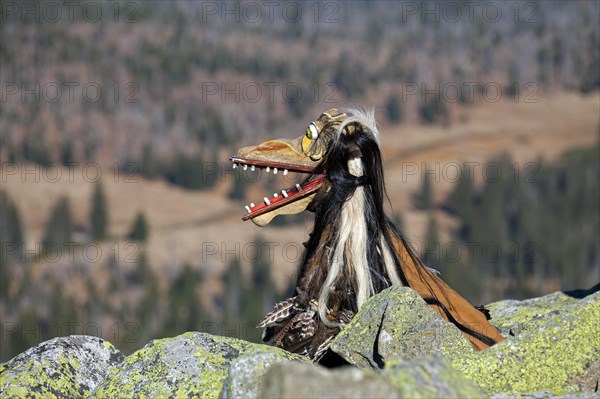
[3,91,598,291]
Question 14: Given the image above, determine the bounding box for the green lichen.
[260,362,401,398]
[220,349,308,399]
[1,336,123,399]
[331,287,598,396]
[454,292,600,395]
[92,332,307,399]
[2,385,32,398]
[331,286,473,368]
[383,356,483,398]
[487,291,581,336]
[1,352,81,398]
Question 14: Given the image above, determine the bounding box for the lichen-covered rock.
[487,290,580,337]
[260,362,401,398]
[330,286,474,368]
[491,392,600,399]
[0,335,124,399]
[454,291,600,396]
[220,348,308,399]
[328,286,598,396]
[3,287,597,398]
[92,331,306,398]
[383,356,483,398]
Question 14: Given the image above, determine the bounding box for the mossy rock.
[487,290,581,337]
[490,392,600,399]
[454,291,600,395]
[260,362,401,398]
[0,335,124,399]
[383,356,483,398]
[92,331,306,398]
[220,347,308,399]
[330,286,473,368]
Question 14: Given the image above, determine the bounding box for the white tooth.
[283,169,288,176]
[274,193,278,198]
[243,164,248,170]
[250,165,255,171]
[245,206,251,213]
[250,203,255,207]
[296,183,302,191]
[282,190,288,198]
[266,167,270,172]
[232,163,237,169]
[264,197,271,205]
[273,168,278,174]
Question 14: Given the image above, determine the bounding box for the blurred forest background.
[1,0,599,361]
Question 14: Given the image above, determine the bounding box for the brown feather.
[257,296,297,328]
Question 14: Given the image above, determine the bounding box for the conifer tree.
[418,171,433,210]
[43,196,73,249]
[168,265,203,335]
[128,211,149,242]
[136,251,159,330]
[446,164,474,217]
[0,254,8,302]
[140,145,160,179]
[386,94,403,123]
[61,139,75,165]
[242,235,275,333]
[106,251,122,294]
[0,190,24,262]
[392,210,405,233]
[224,257,242,322]
[419,94,449,125]
[50,282,78,335]
[446,165,475,240]
[90,182,108,241]
[422,215,440,271]
[0,191,23,300]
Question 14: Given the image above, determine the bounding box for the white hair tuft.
[337,107,380,144]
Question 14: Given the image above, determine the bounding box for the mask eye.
[306,123,319,140]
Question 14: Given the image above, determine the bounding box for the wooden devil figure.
[230,109,504,362]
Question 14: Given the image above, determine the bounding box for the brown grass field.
[3,91,599,295]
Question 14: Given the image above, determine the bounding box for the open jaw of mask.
[229,156,325,226]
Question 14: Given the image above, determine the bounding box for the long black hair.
[295,111,424,325]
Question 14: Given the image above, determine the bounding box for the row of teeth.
[244,183,303,213]
[232,163,288,176]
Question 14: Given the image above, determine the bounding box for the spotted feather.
[257,296,297,328]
